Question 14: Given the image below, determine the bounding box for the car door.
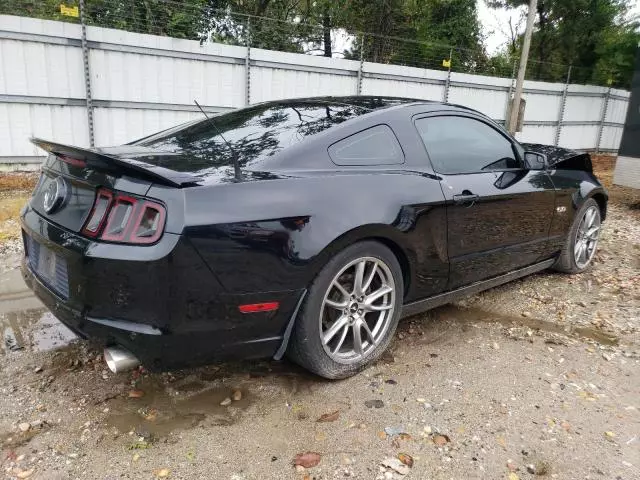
[414,113,556,290]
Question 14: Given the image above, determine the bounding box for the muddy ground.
[0,159,638,480]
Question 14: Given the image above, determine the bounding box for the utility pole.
[508,0,538,134]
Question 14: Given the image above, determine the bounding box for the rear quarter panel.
[180,172,448,302]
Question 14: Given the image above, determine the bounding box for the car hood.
[521,143,592,172]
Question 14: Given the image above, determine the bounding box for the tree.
[488,0,640,87]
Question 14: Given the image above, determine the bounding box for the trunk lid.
[30,139,199,234]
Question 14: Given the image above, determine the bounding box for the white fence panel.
[560,125,600,150]
[0,15,631,164]
[517,125,556,145]
[0,103,89,157]
[448,73,511,121]
[605,97,629,124]
[520,80,564,122]
[362,63,447,101]
[0,39,85,98]
[599,126,625,151]
[93,108,199,146]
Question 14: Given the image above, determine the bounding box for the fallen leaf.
[605,431,616,440]
[398,433,412,441]
[132,453,140,462]
[186,451,195,461]
[432,434,450,446]
[316,410,340,422]
[154,468,170,478]
[398,453,414,467]
[377,431,387,439]
[508,473,519,480]
[293,452,321,468]
[15,469,34,479]
[128,390,144,398]
[232,389,242,401]
[141,408,158,421]
[381,457,410,475]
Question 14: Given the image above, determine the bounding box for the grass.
[0,192,31,242]
[0,173,38,192]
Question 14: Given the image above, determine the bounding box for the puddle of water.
[1,308,78,355]
[430,305,619,346]
[104,377,251,439]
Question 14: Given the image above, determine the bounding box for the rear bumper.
[21,205,303,369]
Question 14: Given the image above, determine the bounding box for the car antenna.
[194,100,242,181]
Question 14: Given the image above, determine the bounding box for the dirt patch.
[0,161,638,479]
[0,173,38,193]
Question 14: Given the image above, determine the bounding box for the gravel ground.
[0,167,638,480]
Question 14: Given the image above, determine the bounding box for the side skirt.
[401,259,556,318]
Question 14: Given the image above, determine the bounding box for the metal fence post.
[554,65,571,147]
[442,48,453,103]
[79,0,94,147]
[245,18,251,106]
[356,33,364,95]
[596,86,612,154]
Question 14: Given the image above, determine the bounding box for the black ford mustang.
[22,96,607,379]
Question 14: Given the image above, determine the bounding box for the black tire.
[287,241,403,379]
[552,198,601,274]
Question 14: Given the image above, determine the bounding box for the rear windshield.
[132,102,372,174]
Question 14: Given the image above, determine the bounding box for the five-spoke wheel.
[553,198,603,274]
[287,241,403,379]
[320,257,396,364]
[573,205,600,269]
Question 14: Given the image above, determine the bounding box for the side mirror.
[524,151,548,170]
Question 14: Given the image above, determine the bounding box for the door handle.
[453,191,479,205]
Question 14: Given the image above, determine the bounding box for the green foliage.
[2,0,637,86]
[490,0,640,87]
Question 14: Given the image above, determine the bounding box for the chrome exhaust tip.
[104,346,140,373]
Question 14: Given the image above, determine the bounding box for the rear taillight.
[82,189,166,244]
[82,188,112,237]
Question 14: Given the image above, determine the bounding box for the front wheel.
[287,241,403,379]
[553,198,602,273]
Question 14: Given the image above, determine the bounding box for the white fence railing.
[0,15,630,168]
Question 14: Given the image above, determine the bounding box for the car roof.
[250,95,478,115]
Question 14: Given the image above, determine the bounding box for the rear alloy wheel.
[553,198,602,273]
[320,257,396,364]
[288,241,403,379]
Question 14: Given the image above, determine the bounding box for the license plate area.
[26,235,70,299]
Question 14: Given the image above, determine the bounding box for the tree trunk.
[323,11,332,57]
[534,1,546,79]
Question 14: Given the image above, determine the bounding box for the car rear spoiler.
[31,138,202,188]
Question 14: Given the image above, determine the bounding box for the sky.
[477,0,640,54]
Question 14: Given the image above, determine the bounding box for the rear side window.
[415,116,520,174]
[329,125,404,166]
[132,102,371,174]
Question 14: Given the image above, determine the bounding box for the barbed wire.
[1,0,625,86]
